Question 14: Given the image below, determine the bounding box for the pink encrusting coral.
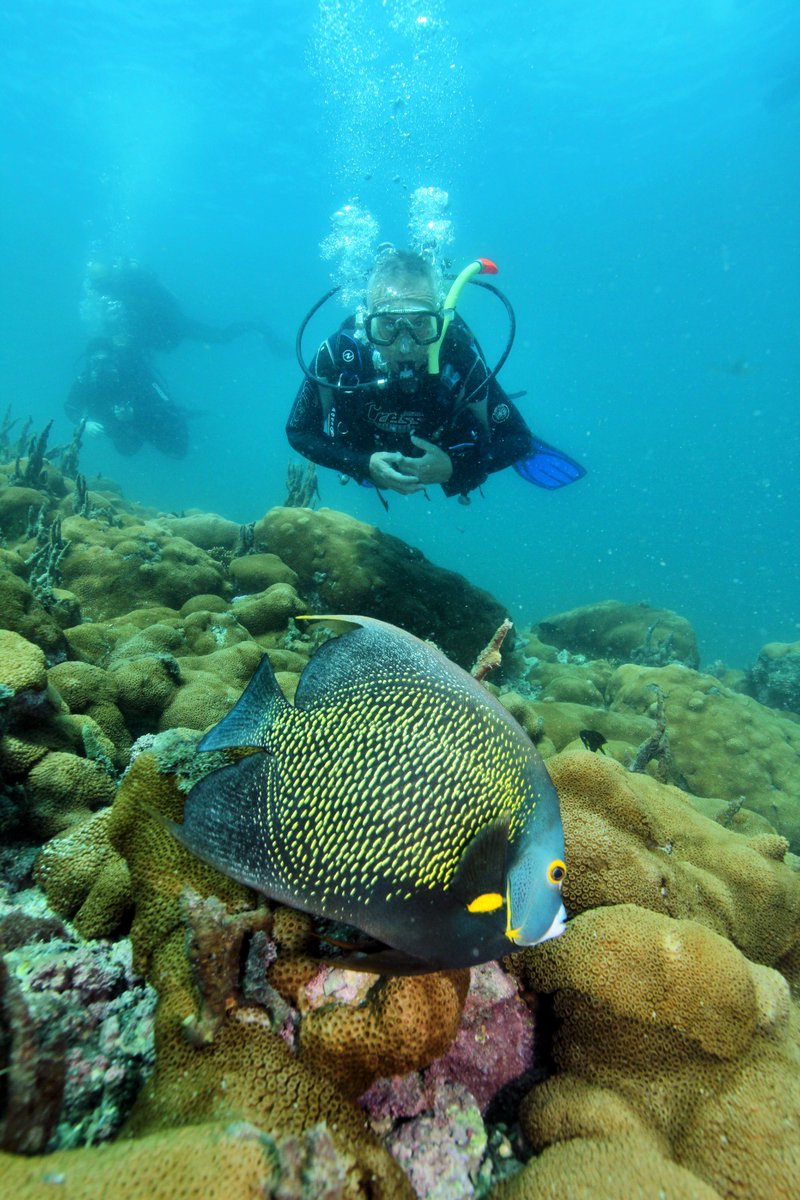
[0,885,156,1154]
[357,962,535,1196]
[360,962,535,1121]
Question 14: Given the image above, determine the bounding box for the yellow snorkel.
[428,257,499,375]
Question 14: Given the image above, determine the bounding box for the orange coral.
[296,967,470,1099]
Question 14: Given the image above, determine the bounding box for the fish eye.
[547,859,567,886]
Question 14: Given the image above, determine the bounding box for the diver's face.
[367,279,439,374]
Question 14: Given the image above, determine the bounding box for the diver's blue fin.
[514,436,586,490]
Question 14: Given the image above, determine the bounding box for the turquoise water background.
[1,0,797,667]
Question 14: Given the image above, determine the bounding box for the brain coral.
[502,750,800,1200]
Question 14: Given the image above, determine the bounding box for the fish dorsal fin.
[199,653,289,751]
[292,615,407,710]
[293,615,466,712]
[448,814,511,911]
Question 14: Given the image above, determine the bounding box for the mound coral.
[269,946,471,1100]
[607,661,800,850]
[0,629,49,705]
[53,516,228,619]
[0,564,67,660]
[8,749,413,1195]
[536,599,700,668]
[254,506,506,666]
[3,446,800,1197]
[501,750,800,1199]
[748,637,800,713]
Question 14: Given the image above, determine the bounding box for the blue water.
[1,0,798,668]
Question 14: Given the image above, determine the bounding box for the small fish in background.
[579,729,608,755]
[171,614,567,973]
[708,357,753,377]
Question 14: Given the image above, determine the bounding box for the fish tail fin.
[199,653,289,752]
[173,754,284,894]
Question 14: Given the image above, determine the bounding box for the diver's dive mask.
[364,307,444,348]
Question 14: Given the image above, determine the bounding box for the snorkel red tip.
[477,257,499,275]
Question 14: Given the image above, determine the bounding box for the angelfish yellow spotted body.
[172,615,567,972]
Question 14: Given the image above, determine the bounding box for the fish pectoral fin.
[327,944,445,976]
[448,815,511,912]
[199,652,290,752]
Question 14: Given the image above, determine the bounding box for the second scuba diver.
[287,246,586,505]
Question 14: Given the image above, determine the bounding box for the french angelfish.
[171,615,567,972]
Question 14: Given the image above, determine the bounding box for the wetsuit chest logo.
[366,403,423,433]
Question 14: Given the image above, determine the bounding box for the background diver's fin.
[514,436,587,489]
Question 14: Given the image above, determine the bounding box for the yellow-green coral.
[0,629,48,694]
[254,506,507,666]
[25,749,116,838]
[34,807,133,939]
[536,598,700,667]
[502,752,800,1199]
[58,517,228,619]
[104,752,409,1194]
[607,661,800,849]
[230,582,305,636]
[229,552,299,594]
[546,750,800,972]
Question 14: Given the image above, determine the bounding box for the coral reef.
[536,599,700,668]
[254,506,506,666]
[747,638,800,713]
[2,445,800,1197]
[500,751,800,1200]
[0,886,155,1156]
[500,633,800,853]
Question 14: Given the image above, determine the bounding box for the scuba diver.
[287,246,586,505]
[83,258,286,354]
[65,338,190,459]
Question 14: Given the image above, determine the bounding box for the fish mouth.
[508,902,568,948]
[537,902,568,944]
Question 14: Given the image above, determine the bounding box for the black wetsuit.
[89,264,280,353]
[66,341,189,459]
[287,314,533,499]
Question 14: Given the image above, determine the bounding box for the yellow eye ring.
[547,859,567,886]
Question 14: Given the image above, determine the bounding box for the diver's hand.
[368,451,425,495]
[85,420,105,437]
[396,436,453,485]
